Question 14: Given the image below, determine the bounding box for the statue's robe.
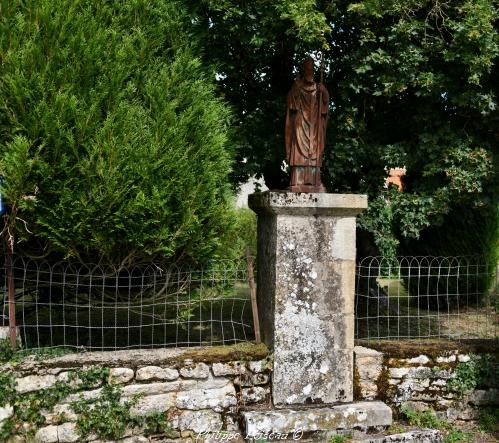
[285,78,329,170]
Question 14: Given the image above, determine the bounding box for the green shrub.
[0,0,233,266]
[400,405,473,443]
[215,208,257,260]
[400,405,448,430]
[72,384,140,440]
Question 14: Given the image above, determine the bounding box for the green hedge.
[0,0,233,265]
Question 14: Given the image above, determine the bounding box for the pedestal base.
[249,192,368,407]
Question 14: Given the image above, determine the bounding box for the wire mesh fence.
[355,256,498,342]
[1,256,255,351]
[2,255,497,351]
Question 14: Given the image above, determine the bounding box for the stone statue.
[285,57,329,193]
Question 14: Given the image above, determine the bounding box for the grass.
[329,435,352,443]
[0,339,74,364]
[400,405,487,443]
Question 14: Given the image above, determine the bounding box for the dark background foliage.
[188,0,499,260]
[0,0,497,265]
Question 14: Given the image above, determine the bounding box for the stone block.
[248,358,272,374]
[56,371,103,389]
[390,366,453,380]
[249,192,368,216]
[212,362,247,376]
[356,429,443,442]
[358,381,378,400]
[242,401,391,436]
[122,381,188,397]
[119,438,150,443]
[173,410,223,433]
[249,192,366,406]
[0,405,13,422]
[234,373,269,387]
[120,375,229,398]
[135,366,179,381]
[443,406,477,422]
[242,387,269,404]
[355,346,384,398]
[469,389,499,405]
[357,356,384,373]
[389,368,410,379]
[43,404,78,424]
[355,346,384,358]
[402,379,432,392]
[273,347,353,405]
[180,362,210,379]
[408,367,453,380]
[16,374,57,394]
[63,387,102,404]
[401,401,431,412]
[109,368,134,385]
[331,217,357,261]
[175,383,237,412]
[34,425,59,443]
[436,355,456,363]
[130,393,176,416]
[57,422,79,442]
[405,355,431,365]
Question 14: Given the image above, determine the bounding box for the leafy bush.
[72,385,140,440]
[189,0,499,259]
[0,0,233,266]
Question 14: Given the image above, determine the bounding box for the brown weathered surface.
[285,57,329,193]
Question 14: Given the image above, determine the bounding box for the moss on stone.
[353,364,362,400]
[15,342,270,371]
[375,361,392,404]
[356,339,499,359]
[180,342,269,364]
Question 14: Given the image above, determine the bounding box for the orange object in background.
[385,167,406,191]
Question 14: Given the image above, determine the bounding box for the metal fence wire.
[1,257,255,350]
[1,255,498,350]
[355,256,498,342]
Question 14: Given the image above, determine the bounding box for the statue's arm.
[320,85,329,115]
[287,82,300,111]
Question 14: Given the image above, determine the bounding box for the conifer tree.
[0,0,233,265]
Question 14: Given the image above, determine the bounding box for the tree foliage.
[189,0,499,257]
[0,0,233,265]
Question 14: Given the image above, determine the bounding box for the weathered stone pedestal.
[249,191,367,407]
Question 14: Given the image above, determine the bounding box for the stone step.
[242,401,392,439]
[353,429,443,443]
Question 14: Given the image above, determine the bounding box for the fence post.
[245,248,261,344]
[6,248,16,349]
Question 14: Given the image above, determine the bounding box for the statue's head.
[302,57,315,83]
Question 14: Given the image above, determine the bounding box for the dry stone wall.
[1,341,497,442]
[0,344,270,443]
[354,343,499,422]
